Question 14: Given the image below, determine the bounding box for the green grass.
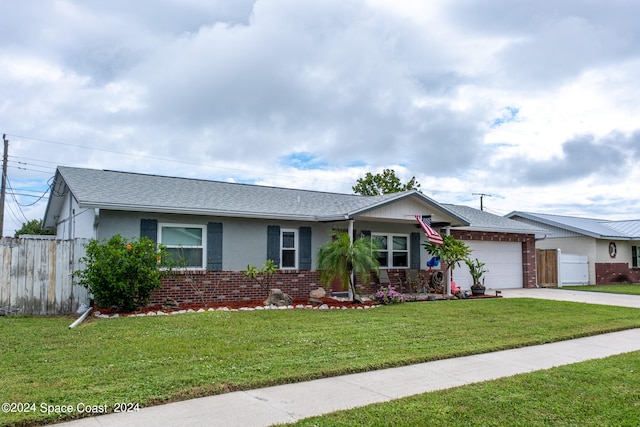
[291,350,640,426]
[1,299,640,426]
[562,283,640,295]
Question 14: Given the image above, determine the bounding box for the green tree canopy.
[14,219,55,237]
[352,169,421,196]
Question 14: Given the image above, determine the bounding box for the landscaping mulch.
[95,297,378,315]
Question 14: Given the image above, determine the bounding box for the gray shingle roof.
[507,211,640,239]
[45,167,469,224]
[444,204,546,233]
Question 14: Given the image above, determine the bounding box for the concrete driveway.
[499,287,640,309]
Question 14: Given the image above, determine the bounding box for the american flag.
[415,215,444,246]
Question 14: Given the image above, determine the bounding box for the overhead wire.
[1,131,363,188]
[5,177,29,223]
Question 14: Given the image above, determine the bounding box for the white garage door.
[453,241,523,290]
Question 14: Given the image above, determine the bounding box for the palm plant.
[423,234,472,294]
[316,231,380,303]
[465,257,488,292]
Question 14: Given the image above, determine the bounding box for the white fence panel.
[559,252,589,286]
[0,237,90,315]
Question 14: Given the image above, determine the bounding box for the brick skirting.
[595,263,640,284]
[150,231,538,305]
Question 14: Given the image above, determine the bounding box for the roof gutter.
[77,202,324,222]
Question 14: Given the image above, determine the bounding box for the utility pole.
[472,193,491,211]
[0,134,7,236]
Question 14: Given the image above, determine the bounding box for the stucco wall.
[98,210,345,271]
[54,193,96,239]
[533,236,640,285]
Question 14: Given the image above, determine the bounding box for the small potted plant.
[465,258,487,296]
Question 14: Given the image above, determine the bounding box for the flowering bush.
[76,235,172,312]
[373,285,405,305]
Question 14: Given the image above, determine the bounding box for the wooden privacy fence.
[0,237,90,315]
[536,248,589,287]
[536,249,558,287]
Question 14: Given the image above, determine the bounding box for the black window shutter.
[410,232,421,269]
[633,246,638,268]
[267,225,281,266]
[140,219,158,244]
[299,226,312,270]
[207,222,223,271]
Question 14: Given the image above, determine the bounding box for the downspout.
[445,226,452,296]
[347,219,354,300]
[68,306,93,329]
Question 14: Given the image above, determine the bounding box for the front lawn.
[292,350,640,426]
[2,299,640,426]
[562,283,640,295]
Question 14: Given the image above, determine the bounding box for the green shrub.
[75,235,172,312]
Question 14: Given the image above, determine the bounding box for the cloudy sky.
[2,0,640,236]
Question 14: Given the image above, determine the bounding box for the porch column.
[348,219,354,300]
[444,226,452,296]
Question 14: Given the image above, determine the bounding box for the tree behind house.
[352,168,421,195]
[14,219,55,237]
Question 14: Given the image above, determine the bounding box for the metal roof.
[506,211,640,240]
[43,167,470,226]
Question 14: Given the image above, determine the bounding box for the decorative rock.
[309,287,326,299]
[197,308,205,312]
[207,308,215,312]
[308,297,323,306]
[162,298,180,310]
[263,289,293,307]
[318,304,329,309]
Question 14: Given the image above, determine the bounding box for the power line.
[8,192,49,199]
[5,177,29,223]
[1,132,361,188]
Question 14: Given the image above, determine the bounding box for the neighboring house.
[507,211,640,285]
[43,167,540,304]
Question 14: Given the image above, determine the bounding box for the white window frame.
[372,233,410,269]
[280,228,298,270]
[158,223,207,269]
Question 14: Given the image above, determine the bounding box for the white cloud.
[2,0,640,235]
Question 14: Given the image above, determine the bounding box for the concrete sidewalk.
[53,289,640,427]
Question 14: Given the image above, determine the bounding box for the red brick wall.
[451,230,537,288]
[151,270,322,305]
[595,263,640,284]
[151,231,538,305]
